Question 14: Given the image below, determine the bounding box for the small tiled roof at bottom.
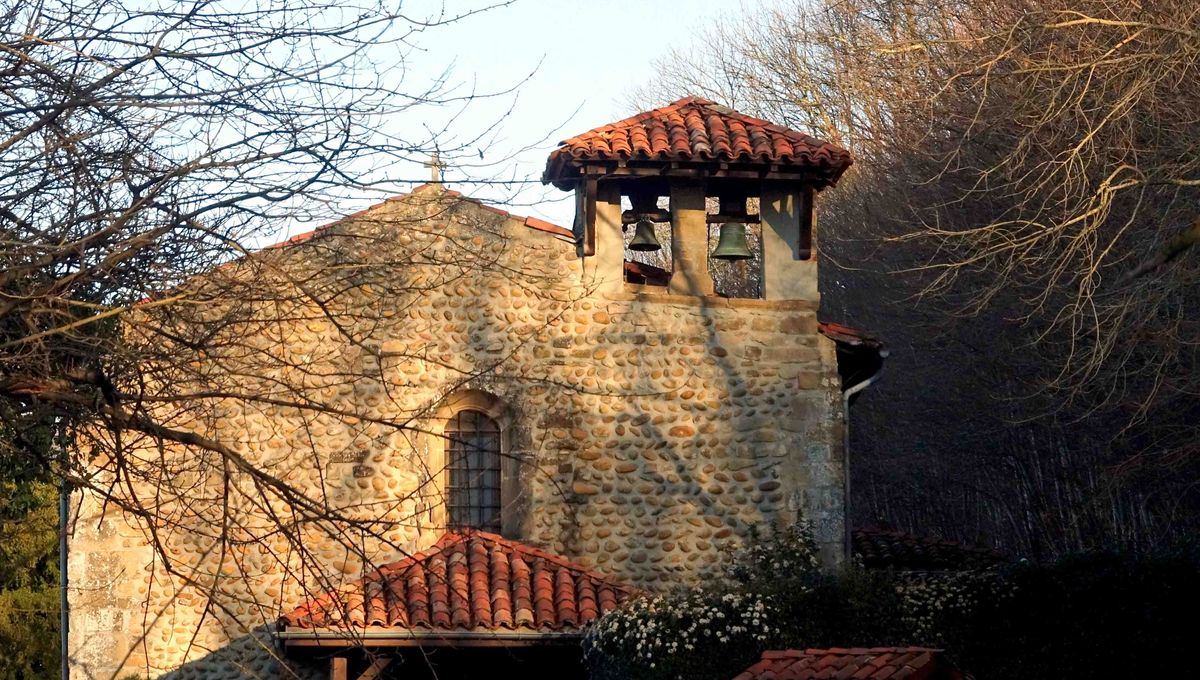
[278,530,634,634]
[732,647,966,680]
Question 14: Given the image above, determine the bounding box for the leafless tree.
[0,0,513,428]
[638,0,1200,556]
[0,0,599,673]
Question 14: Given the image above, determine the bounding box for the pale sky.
[357,0,740,228]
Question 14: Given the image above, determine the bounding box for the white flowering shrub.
[723,520,822,587]
[583,587,777,680]
[584,522,824,680]
[894,570,1015,644]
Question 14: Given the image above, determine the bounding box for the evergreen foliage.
[0,425,61,679]
[0,586,59,680]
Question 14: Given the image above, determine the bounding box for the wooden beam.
[798,185,814,260]
[330,657,348,680]
[285,636,582,648]
[578,162,828,183]
[621,208,672,225]
[706,213,761,225]
[357,658,392,680]
[581,177,597,257]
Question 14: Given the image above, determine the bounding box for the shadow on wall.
[557,289,836,583]
[151,626,589,680]
[150,626,316,680]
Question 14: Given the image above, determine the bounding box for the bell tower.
[542,97,852,301]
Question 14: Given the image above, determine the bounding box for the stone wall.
[67,186,845,679]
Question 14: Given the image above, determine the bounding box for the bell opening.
[707,218,762,300]
[623,194,672,287]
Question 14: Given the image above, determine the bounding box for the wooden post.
[330,656,348,680]
[799,185,814,261]
[574,177,598,257]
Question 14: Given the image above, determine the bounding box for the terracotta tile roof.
[279,531,634,635]
[543,96,852,189]
[818,322,881,350]
[732,647,965,680]
[264,184,573,252]
[136,186,572,307]
[853,528,1007,571]
[819,321,887,393]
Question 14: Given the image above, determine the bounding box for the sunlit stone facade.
[68,184,845,679]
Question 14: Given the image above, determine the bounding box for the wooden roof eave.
[549,158,841,191]
[278,626,584,649]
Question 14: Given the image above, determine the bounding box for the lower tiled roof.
[733,647,964,680]
[853,528,1007,571]
[817,322,882,351]
[279,530,633,634]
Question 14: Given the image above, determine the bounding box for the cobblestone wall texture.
[68,187,846,679]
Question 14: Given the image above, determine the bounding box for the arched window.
[444,409,502,532]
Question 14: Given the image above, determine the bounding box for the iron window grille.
[444,409,502,532]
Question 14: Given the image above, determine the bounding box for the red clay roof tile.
[262,185,574,254]
[543,96,852,189]
[732,648,965,680]
[279,530,633,635]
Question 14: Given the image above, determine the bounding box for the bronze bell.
[712,222,752,260]
[629,218,662,252]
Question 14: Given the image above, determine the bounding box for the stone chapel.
[67,98,881,680]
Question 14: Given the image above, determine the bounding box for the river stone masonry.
[67,185,846,679]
